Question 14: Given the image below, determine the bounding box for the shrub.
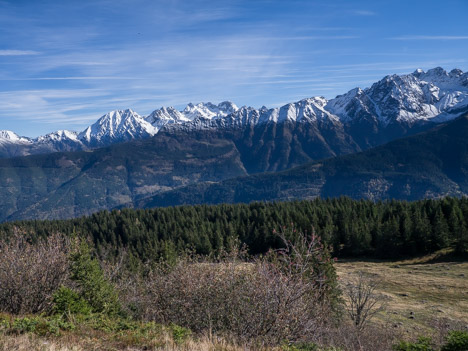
[441,331,468,351]
[283,342,319,350]
[52,286,92,316]
[271,226,340,307]
[393,336,434,351]
[11,317,39,334]
[0,315,9,330]
[9,315,74,336]
[283,343,344,351]
[0,231,69,314]
[169,323,192,344]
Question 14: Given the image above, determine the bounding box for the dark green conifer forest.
[1,197,467,262]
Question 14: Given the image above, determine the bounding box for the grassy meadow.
[336,252,468,339]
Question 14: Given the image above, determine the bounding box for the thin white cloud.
[0,50,40,56]
[353,10,376,16]
[391,35,468,40]
[0,77,147,81]
[280,36,359,40]
[293,26,353,32]
[313,59,467,72]
[0,89,110,100]
[222,36,359,43]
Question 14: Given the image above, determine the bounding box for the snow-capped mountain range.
[1,67,468,158]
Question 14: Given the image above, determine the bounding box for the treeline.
[1,197,467,260]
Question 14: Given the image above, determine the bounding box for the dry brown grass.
[0,334,81,351]
[0,332,272,351]
[336,254,468,338]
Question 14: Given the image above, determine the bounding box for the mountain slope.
[0,131,247,221]
[138,114,468,208]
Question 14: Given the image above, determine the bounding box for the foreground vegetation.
[0,229,340,350]
[0,225,466,350]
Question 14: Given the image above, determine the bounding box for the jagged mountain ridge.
[1,67,468,159]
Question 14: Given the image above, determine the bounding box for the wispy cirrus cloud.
[391,35,468,40]
[0,77,147,81]
[353,10,376,16]
[0,50,40,56]
[220,35,359,43]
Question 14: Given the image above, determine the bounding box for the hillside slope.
[0,132,246,221]
[138,114,468,207]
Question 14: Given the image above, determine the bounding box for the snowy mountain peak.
[326,87,369,121]
[218,101,239,113]
[324,67,468,126]
[78,109,157,146]
[0,130,31,144]
[183,101,239,120]
[306,96,328,106]
[426,66,447,76]
[147,106,187,122]
[145,106,190,131]
[449,68,464,77]
[411,67,467,89]
[257,96,338,124]
[35,130,79,143]
[1,130,21,141]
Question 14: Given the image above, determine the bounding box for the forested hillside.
[2,197,467,260]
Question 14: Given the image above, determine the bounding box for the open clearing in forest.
[336,254,468,338]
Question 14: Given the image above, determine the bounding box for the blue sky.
[1,0,468,137]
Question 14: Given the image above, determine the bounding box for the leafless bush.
[0,230,70,314]
[100,248,149,317]
[334,271,388,350]
[324,321,401,351]
[343,271,385,332]
[139,259,329,345]
[133,231,335,345]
